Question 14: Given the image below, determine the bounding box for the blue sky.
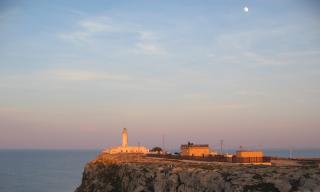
[1,0,320,150]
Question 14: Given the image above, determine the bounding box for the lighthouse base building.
[103,128,149,154]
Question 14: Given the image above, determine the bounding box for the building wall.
[105,146,149,154]
[181,147,210,157]
[236,151,263,158]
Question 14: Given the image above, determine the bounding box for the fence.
[147,154,271,163]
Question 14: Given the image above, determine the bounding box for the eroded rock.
[75,154,320,192]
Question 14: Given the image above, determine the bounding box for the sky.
[0,0,320,150]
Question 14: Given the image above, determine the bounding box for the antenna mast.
[162,134,165,154]
[220,140,224,155]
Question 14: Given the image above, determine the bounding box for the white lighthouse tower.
[122,128,128,147]
[103,128,149,154]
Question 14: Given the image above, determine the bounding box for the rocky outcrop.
[76,154,320,192]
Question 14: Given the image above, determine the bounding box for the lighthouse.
[103,128,148,154]
[122,128,128,147]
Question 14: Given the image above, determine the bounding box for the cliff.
[75,153,320,192]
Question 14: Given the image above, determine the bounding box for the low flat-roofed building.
[235,150,264,163]
[236,150,264,158]
[180,142,210,157]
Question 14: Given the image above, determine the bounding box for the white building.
[103,128,149,154]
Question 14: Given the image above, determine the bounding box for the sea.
[0,149,319,192]
[0,150,99,192]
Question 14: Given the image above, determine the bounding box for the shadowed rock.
[75,154,320,192]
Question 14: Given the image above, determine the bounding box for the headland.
[75,153,320,192]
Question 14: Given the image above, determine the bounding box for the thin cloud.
[58,16,166,54]
[79,16,115,33]
[62,8,88,17]
[138,31,158,41]
[58,31,91,44]
[209,25,320,66]
[0,7,20,21]
[135,42,164,55]
[47,69,131,81]
[133,31,166,55]
[208,46,320,67]
[58,16,118,45]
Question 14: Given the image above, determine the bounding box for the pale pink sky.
[1,1,320,150]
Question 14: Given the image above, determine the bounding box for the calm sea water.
[0,149,319,192]
[0,150,99,192]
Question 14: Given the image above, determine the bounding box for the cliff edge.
[75,153,320,192]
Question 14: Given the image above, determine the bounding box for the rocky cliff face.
[75,154,320,192]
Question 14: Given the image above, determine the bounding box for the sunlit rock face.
[75,154,320,192]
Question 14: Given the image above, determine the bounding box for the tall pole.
[220,140,223,155]
[162,134,165,154]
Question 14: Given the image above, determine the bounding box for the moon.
[244,6,249,12]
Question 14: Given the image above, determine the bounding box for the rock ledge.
[75,153,320,192]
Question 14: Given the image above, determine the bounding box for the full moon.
[244,6,249,12]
